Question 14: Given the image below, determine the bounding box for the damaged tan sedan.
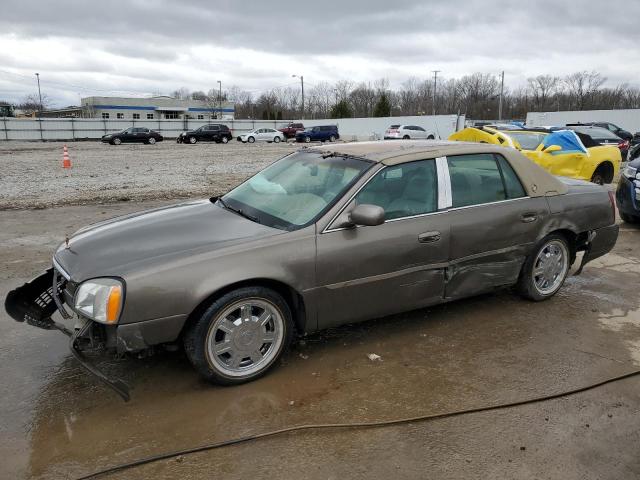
[5,141,618,400]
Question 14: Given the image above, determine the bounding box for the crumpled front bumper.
[4,268,131,401]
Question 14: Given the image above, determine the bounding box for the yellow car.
[449,126,621,184]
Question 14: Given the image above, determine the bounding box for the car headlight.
[623,165,639,179]
[74,278,124,324]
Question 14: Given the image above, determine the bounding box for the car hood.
[54,200,282,280]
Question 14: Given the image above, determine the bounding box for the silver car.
[6,141,618,400]
[384,124,436,140]
[238,128,285,143]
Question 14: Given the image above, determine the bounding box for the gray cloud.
[1,0,639,106]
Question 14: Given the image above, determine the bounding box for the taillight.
[608,190,616,221]
[618,140,629,149]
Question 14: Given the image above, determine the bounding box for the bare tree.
[564,71,606,110]
[527,75,560,111]
[18,93,52,114]
[170,87,191,100]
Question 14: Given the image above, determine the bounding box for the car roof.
[307,140,568,197]
[307,140,482,163]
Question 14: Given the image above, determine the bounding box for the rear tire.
[148,137,156,145]
[329,135,336,142]
[221,136,229,144]
[184,286,294,385]
[591,163,613,185]
[403,135,410,140]
[517,233,570,301]
[591,171,604,185]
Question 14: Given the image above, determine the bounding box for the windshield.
[221,151,372,230]
[508,132,548,150]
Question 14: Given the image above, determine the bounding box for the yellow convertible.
[449,126,621,184]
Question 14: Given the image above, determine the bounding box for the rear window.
[571,127,620,140]
[390,125,400,129]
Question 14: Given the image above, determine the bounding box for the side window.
[354,160,438,220]
[495,155,526,199]
[447,153,507,208]
[415,126,426,131]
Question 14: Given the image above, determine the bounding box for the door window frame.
[444,153,529,212]
[324,158,446,233]
[323,153,531,233]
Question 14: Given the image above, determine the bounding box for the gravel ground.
[0,140,300,209]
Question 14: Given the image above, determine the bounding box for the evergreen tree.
[330,100,353,118]
[373,93,391,117]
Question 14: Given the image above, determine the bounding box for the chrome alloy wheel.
[206,298,284,377]
[532,239,569,295]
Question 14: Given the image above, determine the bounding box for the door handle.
[418,231,441,243]
[521,213,538,223]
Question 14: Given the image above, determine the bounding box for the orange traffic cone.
[62,145,72,169]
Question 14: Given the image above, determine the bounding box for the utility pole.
[498,70,504,121]
[432,70,440,116]
[217,80,222,119]
[292,75,304,119]
[35,73,43,117]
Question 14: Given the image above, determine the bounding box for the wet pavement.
[1,200,639,480]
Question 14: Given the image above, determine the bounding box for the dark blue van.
[295,125,339,143]
[616,156,640,223]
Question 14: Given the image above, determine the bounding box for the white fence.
[0,114,464,142]
[526,109,640,133]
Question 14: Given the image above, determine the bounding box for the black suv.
[177,124,233,144]
[566,122,633,141]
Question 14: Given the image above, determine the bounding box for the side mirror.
[348,204,385,227]
[543,144,562,153]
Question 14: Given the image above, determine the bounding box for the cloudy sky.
[1,0,639,107]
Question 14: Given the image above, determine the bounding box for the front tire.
[329,135,336,142]
[248,136,255,143]
[304,136,311,143]
[113,137,122,145]
[189,136,197,144]
[184,287,294,385]
[517,233,570,301]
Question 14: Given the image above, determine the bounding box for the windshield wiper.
[217,198,261,224]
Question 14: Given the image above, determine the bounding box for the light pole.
[432,70,440,116]
[292,74,304,119]
[35,73,43,117]
[498,71,504,121]
[217,80,222,119]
